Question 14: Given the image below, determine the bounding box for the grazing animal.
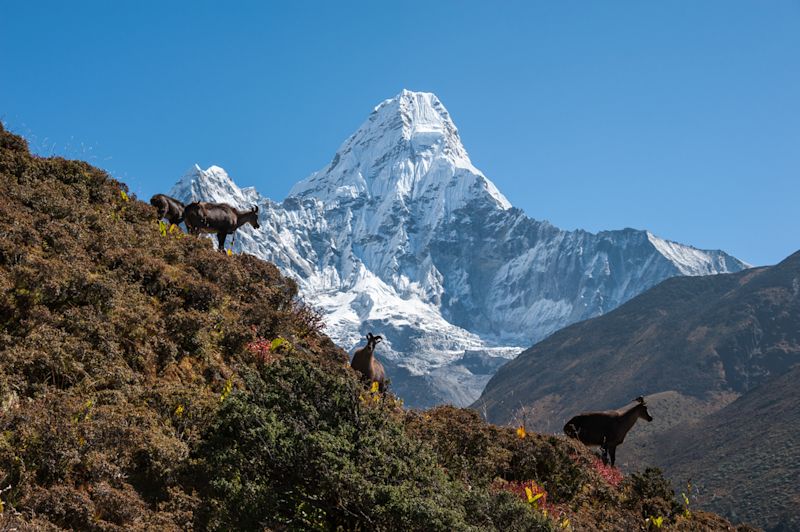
[563,396,653,466]
[350,333,386,392]
[150,194,186,227]
[183,201,260,252]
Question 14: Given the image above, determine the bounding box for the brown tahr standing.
[350,333,386,393]
[183,201,260,252]
[150,194,186,227]
[563,396,653,466]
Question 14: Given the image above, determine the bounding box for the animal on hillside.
[150,194,186,227]
[183,201,260,252]
[350,333,386,392]
[563,396,653,466]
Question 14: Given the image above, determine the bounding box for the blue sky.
[1,1,798,266]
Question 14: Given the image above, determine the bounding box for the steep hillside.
[0,124,750,530]
[475,250,800,529]
[652,366,800,532]
[171,89,747,408]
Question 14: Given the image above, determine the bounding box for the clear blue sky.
[2,1,798,266]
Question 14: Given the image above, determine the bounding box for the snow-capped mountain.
[170,90,748,408]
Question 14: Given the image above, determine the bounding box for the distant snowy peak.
[374,89,468,161]
[169,164,259,208]
[289,89,511,212]
[646,232,749,275]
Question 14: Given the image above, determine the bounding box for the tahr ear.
[253,205,259,213]
[366,333,373,342]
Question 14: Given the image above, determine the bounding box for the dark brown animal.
[183,201,260,252]
[350,333,386,392]
[150,194,185,227]
[563,396,653,466]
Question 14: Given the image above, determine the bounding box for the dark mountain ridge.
[652,365,800,531]
[476,251,800,429]
[475,249,800,529]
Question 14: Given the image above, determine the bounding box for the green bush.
[622,467,680,520]
[194,359,551,531]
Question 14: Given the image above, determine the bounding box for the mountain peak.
[169,164,258,208]
[366,90,467,161]
[374,90,456,135]
[289,90,511,211]
[646,231,750,275]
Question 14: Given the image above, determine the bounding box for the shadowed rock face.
[169,90,747,408]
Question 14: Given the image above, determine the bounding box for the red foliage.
[246,338,277,365]
[591,457,623,488]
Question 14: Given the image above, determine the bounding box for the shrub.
[405,406,586,503]
[193,359,554,531]
[622,467,680,520]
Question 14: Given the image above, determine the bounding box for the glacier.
[170,89,748,408]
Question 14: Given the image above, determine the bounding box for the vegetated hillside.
[653,365,800,532]
[474,251,800,529]
[0,123,748,531]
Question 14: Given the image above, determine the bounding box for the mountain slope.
[0,123,749,531]
[653,366,800,531]
[477,251,800,428]
[475,250,800,529]
[171,90,747,408]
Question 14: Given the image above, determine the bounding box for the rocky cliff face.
[171,90,747,407]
